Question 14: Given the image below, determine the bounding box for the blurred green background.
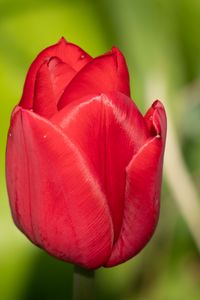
[1,0,200,299]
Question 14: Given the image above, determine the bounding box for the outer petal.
[20,37,92,109]
[52,92,149,241]
[105,101,167,267]
[6,106,113,269]
[57,47,130,109]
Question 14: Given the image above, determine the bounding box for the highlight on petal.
[52,92,149,242]
[57,48,130,109]
[6,106,113,269]
[20,37,92,109]
[105,101,167,267]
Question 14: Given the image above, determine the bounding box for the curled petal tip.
[111,46,125,60]
[58,37,67,44]
[111,46,119,53]
[41,56,61,68]
[152,100,167,138]
[152,99,164,109]
[145,100,167,139]
[47,56,60,67]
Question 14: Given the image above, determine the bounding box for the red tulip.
[6,38,167,269]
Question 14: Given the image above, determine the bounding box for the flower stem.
[73,265,95,300]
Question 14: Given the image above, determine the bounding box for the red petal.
[33,57,76,118]
[20,37,92,109]
[52,92,149,241]
[105,101,167,267]
[6,106,113,269]
[6,106,36,242]
[57,47,130,109]
[145,100,167,140]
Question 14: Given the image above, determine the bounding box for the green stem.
[73,265,95,300]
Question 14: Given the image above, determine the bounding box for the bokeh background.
[1,0,200,299]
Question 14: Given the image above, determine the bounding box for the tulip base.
[73,265,95,300]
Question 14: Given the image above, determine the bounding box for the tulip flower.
[6,38,167,271]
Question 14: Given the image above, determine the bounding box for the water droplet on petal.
[43,135,47,139]
[9,132,12,137]
[156,134,161,139]
[80,54,85,59]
